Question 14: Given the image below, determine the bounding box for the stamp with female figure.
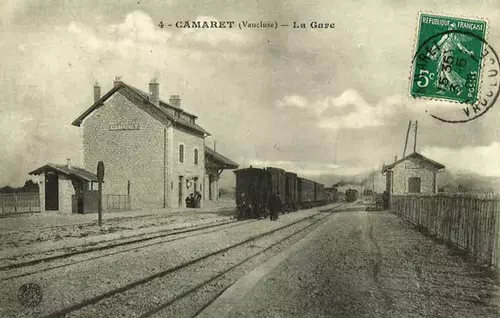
[411,13,487,104]
[410,13,500,122]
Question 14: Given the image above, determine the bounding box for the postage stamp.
[410,13,487,104]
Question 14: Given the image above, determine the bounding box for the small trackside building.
[382,152,445,195]
[29,160,99,214]
[71,77,236,210]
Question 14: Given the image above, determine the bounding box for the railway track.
[0,219,251,281]
[36,203,349,318]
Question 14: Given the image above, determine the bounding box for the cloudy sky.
[1,0,500,187]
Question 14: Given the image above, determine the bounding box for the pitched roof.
[382,152,445,173]
[71,81,210,136]
[205,146,238,169]
[29,164,99,182]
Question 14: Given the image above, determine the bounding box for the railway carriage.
[234,167,270,219]
[234,166,330,219]
[314,182,327,206]
[298,177,315,209]
[266,167,286,211]
[285,172,298,211]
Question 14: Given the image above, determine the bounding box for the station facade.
[60,77,238,211]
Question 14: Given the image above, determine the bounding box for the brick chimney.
[94,81,101,103]
[149,78,160,107]
[113,76,122,87]
[169,94,181,108]
[66,158,72,170]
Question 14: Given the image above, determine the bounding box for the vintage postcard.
[1,1,500,317]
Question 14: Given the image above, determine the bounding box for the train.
[345,188,359,203]
[234,166,330,219]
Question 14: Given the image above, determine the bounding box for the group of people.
[186,191,202,208]
[237,191,282,221]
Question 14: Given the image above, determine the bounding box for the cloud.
[275,95,308,109]
[276,89,409,129]
[68,11,174,55]
[422,142,500,177]
[107,11,169,43]
[0,10,255,186]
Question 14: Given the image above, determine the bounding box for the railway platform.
[0,199,235,232]
[0,200,235,261]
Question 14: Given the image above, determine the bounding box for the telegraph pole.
[403,120,411,158]
[97,161,104,226]
[413,120,418,152]
[372,168,375,194]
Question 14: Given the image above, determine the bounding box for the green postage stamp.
[410,13,487,104]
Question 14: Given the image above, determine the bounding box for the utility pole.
[403,120,412,158]
[372,168,375,201]
[97,161,104,226]
[213,140,217,152]
[413,120,418,152]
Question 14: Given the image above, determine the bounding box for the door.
[408,177,421,193]
[208,175,213,200]
[178,176,183,207]
[45,172,59,210]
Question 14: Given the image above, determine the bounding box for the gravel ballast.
[0,206,339,317]
[217,210,500,318]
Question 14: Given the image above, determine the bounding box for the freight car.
[285,172,298,212]
[266,167,287,211]
[298,177,315,209]
[234,167,270,219]
[325,187,339,203]
[314,182,327,206]
[234,166,332,219]
[345,188,359,203]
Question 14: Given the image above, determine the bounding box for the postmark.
[410,13,500,123]
[17,283,43,307]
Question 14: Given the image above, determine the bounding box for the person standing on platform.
[269,192,281,221]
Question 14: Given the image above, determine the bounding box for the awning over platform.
[205,147,238,170]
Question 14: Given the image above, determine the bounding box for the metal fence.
[0,192,40,215]
[106,194,131,212]
[391,193,500,268]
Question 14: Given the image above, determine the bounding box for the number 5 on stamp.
[410,13,487,104]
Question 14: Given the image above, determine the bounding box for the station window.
[179,144,184,163]
[194,148,199,165]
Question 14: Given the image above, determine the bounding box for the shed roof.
[205,146,239,169]
[71,81,210,136]
[29,164,99,182]
[382,152,445,173]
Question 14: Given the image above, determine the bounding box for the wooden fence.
[391,193,500,268]
[106,194,131,212]
[0,192,40,215]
